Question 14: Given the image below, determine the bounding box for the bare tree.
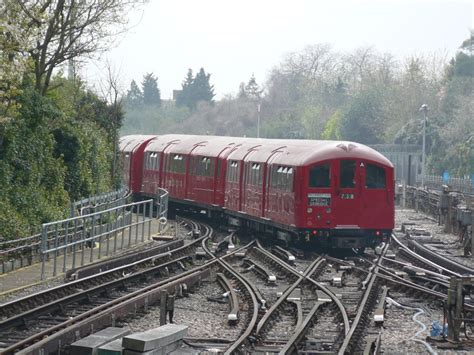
[6,0,146,95]
[99,60,124,186]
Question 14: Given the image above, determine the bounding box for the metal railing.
[0,187,131,274]
[40,199,154,280]
[70,186,129,217]
[156,188,169,234]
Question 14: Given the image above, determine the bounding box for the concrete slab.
[70,327,130,355]
[97,339,123,355]
[122,324,188,352]
[123,340,183,355]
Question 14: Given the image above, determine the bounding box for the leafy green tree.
[339,89,386,144]
[142,73,161,106]
[125,80,143,108]
[321,110,342,140]
[0,84,69,239]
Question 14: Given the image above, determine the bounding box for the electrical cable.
[386,297,438,355]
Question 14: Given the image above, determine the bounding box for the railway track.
[1,214,473,354]
[0,217,209,354]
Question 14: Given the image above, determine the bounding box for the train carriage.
[119,135,156,194]
[122,134,394,249]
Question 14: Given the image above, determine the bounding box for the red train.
[120,134,394,249]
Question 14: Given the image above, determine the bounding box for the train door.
[359,161,393,228]
[333,159,362,228]
[307,162,333,229]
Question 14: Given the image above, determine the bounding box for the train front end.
[297,142,394,249]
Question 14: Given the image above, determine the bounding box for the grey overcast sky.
[84,0,473,99]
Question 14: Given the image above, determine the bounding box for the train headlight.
[307,208,313,213]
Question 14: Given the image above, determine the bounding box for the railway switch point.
[267,275,277,284]
[316,291,332,303]
[287,288,302,302]
[332,272,344,287]
[374,286,389,325]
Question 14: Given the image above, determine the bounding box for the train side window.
[340,160,356,188]
[287,167,294,192]
[309,163,330,188]
[226,160,239,183]
[169,154,185,173]
[366,163,386,188]
[270,166,294,192]
[199,157,214,177]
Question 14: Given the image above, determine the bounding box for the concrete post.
[160,291,168,326]
[402,182,406,209]
[446,194,453,234]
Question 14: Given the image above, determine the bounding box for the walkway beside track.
[0,217,167,300]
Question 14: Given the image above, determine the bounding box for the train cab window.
[309,163,330,188]
[340,160,356,188]
[366,163,386,188]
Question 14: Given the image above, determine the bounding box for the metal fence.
[40,199,153,280]
[371,144,421,186]
[416,174,474,194]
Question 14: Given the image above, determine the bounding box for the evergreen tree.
[125,80,143,108]
[244,74,263,100]
[238,82,247,99]
[176,69,194,108]
[142,73,161,106]
[176,68,215,109]
[193,68,215,104]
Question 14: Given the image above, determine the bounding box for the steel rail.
[0,254,193,333]
[0,233,204,319]
[255,254,325,335]
[11,268,210,355]
[337,242,390,355]
[254,241,351,336]
[279,300,330,355]
[2,220,215,354]
[391,233,462,277]
[407,238,474,276]
[197,229,260,355]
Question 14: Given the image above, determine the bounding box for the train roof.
[130,134,392,168]
[120,135,156,153]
